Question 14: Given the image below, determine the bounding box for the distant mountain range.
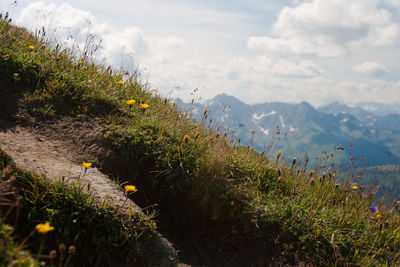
[322,101,400,117]
[319,102,400,131]
[176,94,400,169]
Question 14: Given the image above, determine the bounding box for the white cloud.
[384,0,400,10]
[146,36,186,65]
[16,1,186,76]
[334,79,400,104]
[353,62,388,76]
[246,55,322,77]
[248,36,317,56]
[17,1,97,45]
[250,0,400,58]
[12,1,400,106]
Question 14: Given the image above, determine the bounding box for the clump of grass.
[0,148,158,266]
[2,14,400,265]
[0,220,42,266]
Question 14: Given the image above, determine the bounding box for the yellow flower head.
[277,151,282,157]
[78,60,83,65]
[183,134,189,142]
[376,214,381,219]
[126,99,136,106]
[82,162,92,169]
[204,108,208,115]
[140,103,149,110]
[118,80,124,85]
[277,176,283,181]
[28,45,35,50]
[352,185,358,190]
[204,112,208,118]
[125,185,137,193]
[35,222,55,234]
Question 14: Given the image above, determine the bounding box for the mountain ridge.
[177,94,400,167]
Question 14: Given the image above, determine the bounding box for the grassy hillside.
[2,13,400,266]
[0,148,159,266]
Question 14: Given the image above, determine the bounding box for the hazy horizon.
[179,93,400,112]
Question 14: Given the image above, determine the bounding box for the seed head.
[49,250,57,259]
[59,244,66,254]
[68,245,76,255]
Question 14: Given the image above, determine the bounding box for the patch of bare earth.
[0,118,177,266]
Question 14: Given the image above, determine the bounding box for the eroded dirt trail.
[0,121,177,266]
[0,124,143,212]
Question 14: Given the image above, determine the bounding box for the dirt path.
[0,125,142,211]
[0,121,178,266]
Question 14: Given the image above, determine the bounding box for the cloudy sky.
[2,0,400,106]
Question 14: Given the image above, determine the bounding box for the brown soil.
[0,117,177,266]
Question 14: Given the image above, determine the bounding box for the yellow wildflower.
[126,99,136,106]
[183,135,189,142]
[140,103,149,110]
[352,186,358,190]
[78,60,82,65]
[28,45,35,50]
[82,162,92,169]
[118,80,124,85]
[277,151,282,157]
[376,214,381,219]
[35,222,55,234]
[125,185,138,193]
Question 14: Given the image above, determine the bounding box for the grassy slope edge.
[1,14,400,266]
[0,146,165,266]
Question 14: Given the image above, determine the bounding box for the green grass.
[2,14,400,266]
[0,147,158,266]
[0,220,42,267]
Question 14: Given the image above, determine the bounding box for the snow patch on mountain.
[251,118,270,136]
[260,127,270,135]
[252,111,276,120]
[362,105,378,112]
[280,115,286,128]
